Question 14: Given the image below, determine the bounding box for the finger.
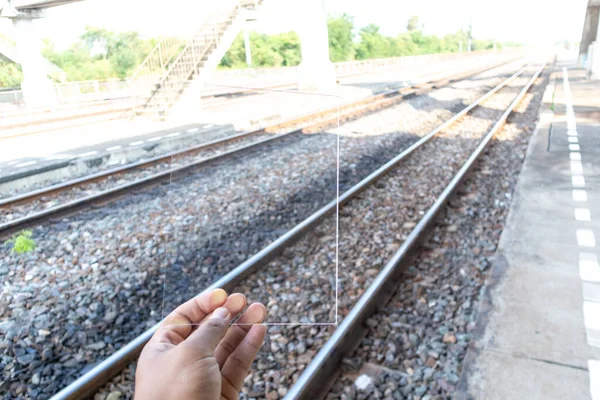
[188,293,247,334]
[183,307,233,357]
[220,324,267,398]
[223,293,247,317]
[153,288,228,345]
[214,302,266,368]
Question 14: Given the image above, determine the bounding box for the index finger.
[153,288,228,345]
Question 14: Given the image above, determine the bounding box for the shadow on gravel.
[160,132,488,313]
[0,68,551,399]
[162,71,551,314]
[160,130,425,310]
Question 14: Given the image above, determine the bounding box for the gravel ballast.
[0,61,530,399]
[330,70,547,400]
[92,64,545,399]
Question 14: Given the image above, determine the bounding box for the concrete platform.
[457,59,600,399]
[0,122,233,193]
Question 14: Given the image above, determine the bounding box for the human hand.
[134,289,267,400]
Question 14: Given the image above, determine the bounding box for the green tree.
[355,24,389,59]
[220,31,301,68]
[328,14,355,62]
[0,61,23,88]
[80,26,112,58]
[42,26,154,80]
[395,33,418,56]
[109,31,151,78]
[0,15,518,86]
[407,16,422,32]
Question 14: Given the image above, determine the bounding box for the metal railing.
[0,78,133,109]
[0,48,521,124]
[129,0,259,85]
[137,0,262,115]
[129,37,186,82]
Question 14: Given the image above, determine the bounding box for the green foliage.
[355,24,392,59]
[1,16,518,87]
[5,230,35,254]
[0,61,23,88]
[352,20,470,60]
[41,26,154,81]
[328,14,355,62]
[219,14,515,68]
[220,31,301,68]
[406,16,422,32]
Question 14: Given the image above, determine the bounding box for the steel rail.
[285,63,546,400]
[0,60,493,197]
[50,62,529,400]
[0,128,269,205]
[0,59,516,238]
[0,133,295,237]
[1,56,518,202]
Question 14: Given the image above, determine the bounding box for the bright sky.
[0,0,589,48]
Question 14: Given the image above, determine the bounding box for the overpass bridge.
[0,0,82,82]
[0,35,66,81]
[2,0,82,9]
[0,0,86,106]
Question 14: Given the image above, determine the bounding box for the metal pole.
[467,17,473,53]
[158,44,165,73]
[244,24,252,67]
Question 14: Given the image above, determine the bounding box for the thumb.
[183,307,231,357]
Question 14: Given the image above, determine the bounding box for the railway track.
[285,64,545,399]
[0,57,517,239]
[47,61,547,399]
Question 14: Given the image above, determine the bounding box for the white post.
[296,0,335,92]
[590,12,600,80]
[493,40,497,52]
[11,16,57,107]
[467,38,472,53]
[459,41,463,53]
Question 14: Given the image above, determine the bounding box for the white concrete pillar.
[596,12,600,43]
[12,16,57,107]
[296,0,335,92]
[591,44,600,80]
[591,13,600,80]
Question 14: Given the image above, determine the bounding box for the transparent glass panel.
[161,80,341,325]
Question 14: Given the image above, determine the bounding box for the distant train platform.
[458,62,600,399]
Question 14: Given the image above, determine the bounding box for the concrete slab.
[458,58,600,399]
[0,122,233,193]
[464,350,590,400]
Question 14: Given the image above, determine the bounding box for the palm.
[134,290,267,400]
